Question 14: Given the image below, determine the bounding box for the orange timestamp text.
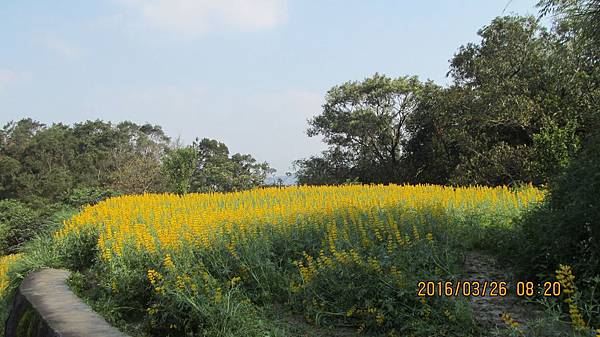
[417,280,562,297]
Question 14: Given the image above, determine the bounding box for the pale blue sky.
[1,0,539,173]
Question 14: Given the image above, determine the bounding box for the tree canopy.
[0,120,272,204]
[296,11,599,186]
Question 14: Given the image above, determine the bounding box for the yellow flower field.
[6,184,543,336]
[55,184,543,262]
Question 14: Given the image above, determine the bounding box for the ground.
[464,251,539,330]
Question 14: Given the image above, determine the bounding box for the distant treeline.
[0,119,273,206]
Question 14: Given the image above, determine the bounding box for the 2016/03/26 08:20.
[417,280,562,297]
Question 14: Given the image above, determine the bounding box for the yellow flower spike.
[426,233,434,243]
[376,313,385,326]
[412,226,420,240]
[214,287,223,303]
[163,254,175,271]
[230,276,242,287]
[555,264,588,331]
[49,183,544,331]
[0,254,22,297]
[500,313,520,329]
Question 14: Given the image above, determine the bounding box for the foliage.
[296,13,599,187]
[0,119,171,202]
[512,133,600,281]
[0,2,598,336]
[0,200,39,255]
[61,187,121,208]
[538,0,600,59]
[479,135,600,336]
[0,120,270,254]
[301,75,429,184]
[444,16,584,185]
[189,138,273,193]
[162,146,198,194]
[294,147,356,185]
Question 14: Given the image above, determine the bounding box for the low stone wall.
[5,268,128,337]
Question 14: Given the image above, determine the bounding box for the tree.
[0,156,21,199]
[0,119,45,199]
[107,122,170,194]
[0,119,171,202]
[401,84,459,184]
[190,138,273,192]
[298,13,598,187]
[538,0,600,133]
[0,199,39,254]
[539,0,600,59]
[230,153,273,191]
[162,146,198,194]
[306,74,426,184]
[512,0,600,281]
[191,138,274,192]
[294,147,358,185]
[441,15,594,185]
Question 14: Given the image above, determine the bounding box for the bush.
[0,200,39,254]
[62,187,120,208]
[516,133,600,279]
[55,227,99,271]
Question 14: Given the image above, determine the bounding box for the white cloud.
[116,0,288,38]
[0,69,31,91]
[43,36,83,60]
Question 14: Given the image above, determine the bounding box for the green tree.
[0,119,171,202]
[294,147,357,185]
[440,15,594,185]
[190,138,273,192]
[0,119,45,199]
[517,133,600,280]
[539,0,600,58]
[511,0,600,283]
[162,146,198,194]
[400,83,457,184]
[306,74,426,184]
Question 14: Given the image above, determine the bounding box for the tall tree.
[514,0,600,280]
[440,15,593,185]
[306,74,426,183]
[539,0,600,57]
[294,147,357,185]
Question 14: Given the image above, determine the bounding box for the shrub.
[516,133,600,280]
[0,200,39,254]
[62,187,120,208]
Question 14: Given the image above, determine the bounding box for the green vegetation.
[2,185,539,337]
[0,0,599,336]
[296,12,598,186]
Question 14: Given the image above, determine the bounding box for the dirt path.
[463,251,539,329]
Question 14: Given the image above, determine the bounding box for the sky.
[0,0,540,174]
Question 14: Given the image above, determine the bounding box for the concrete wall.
[5,268,128,337]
